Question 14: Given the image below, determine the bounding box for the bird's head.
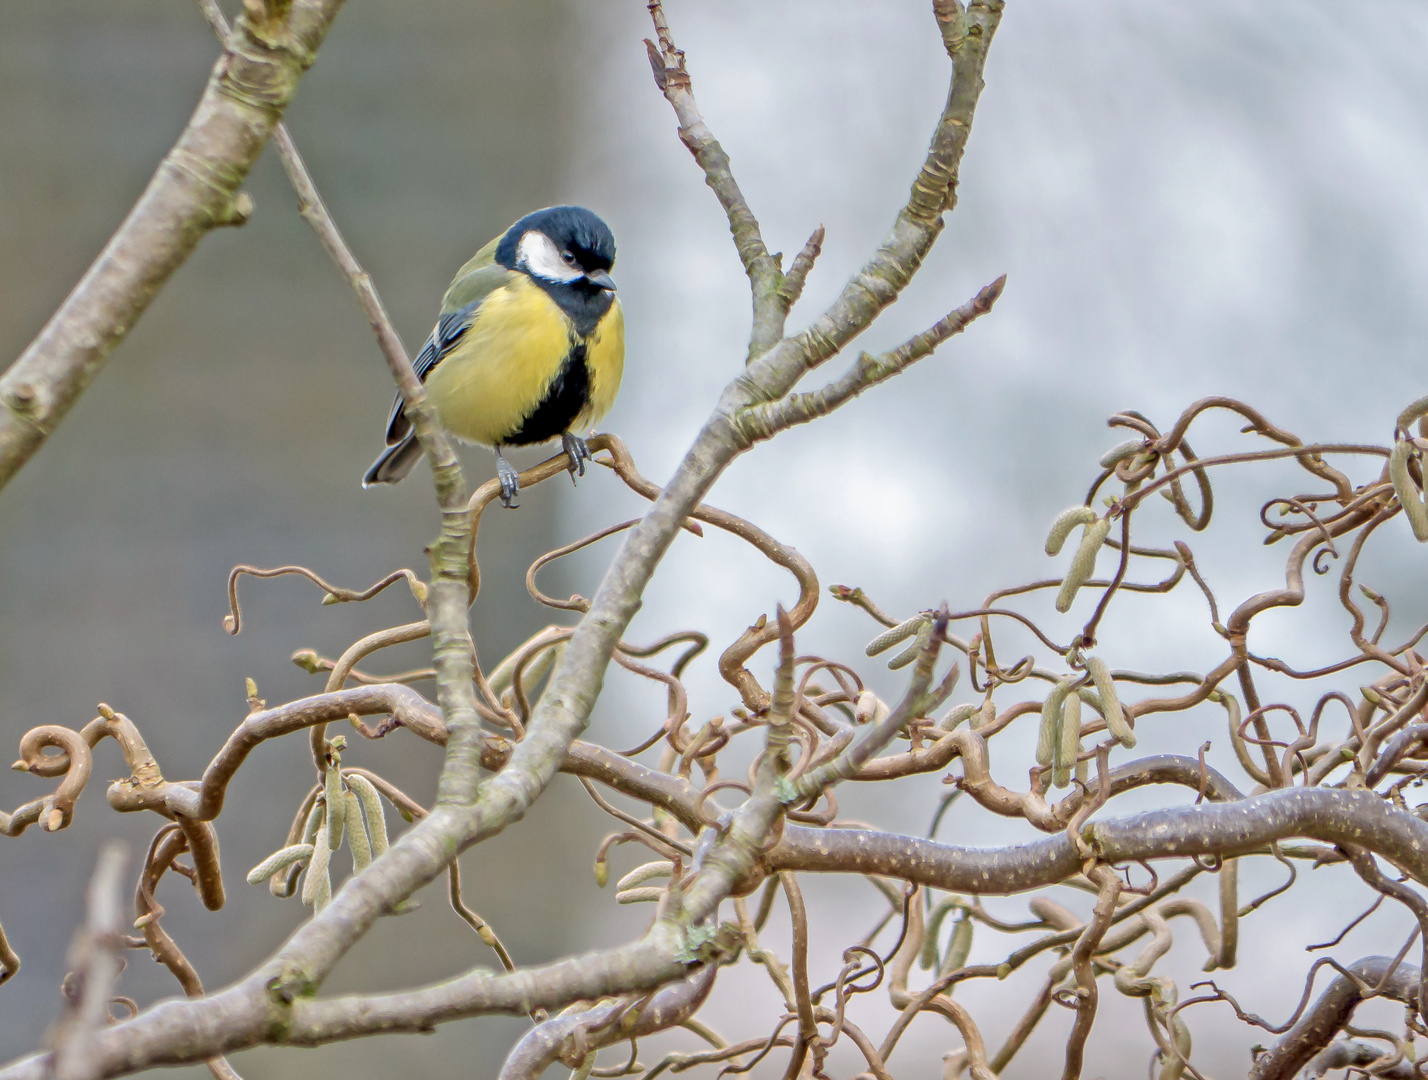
[497,206,617,293]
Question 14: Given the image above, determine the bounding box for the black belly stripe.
[506,341,591,446]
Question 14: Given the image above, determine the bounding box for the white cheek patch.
[517,231,581,284]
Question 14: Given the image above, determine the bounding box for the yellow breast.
[578,299,625,431]
[423,275,574,447]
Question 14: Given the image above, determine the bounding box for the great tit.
[363,205,624,506]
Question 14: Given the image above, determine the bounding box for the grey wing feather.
[381,303,479,445]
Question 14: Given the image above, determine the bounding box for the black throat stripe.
[534,278,614,337]
[506,341,591,446]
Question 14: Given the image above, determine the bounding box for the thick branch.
[1248,957,1419,1080]
[1061,865,1120,1080]
[0,937,687,1078]
[0,0,346,491]
[561,742,1428,896]
[496,965,716,1080]
[769,787,1428,894]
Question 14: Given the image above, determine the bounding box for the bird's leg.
[495,449,521,509]
[561,432,591,485]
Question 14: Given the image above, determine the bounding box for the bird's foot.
[561,432,591,485]
[496,453,521,509]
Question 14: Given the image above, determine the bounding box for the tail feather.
[362,435,424,487]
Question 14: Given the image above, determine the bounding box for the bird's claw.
[496,454,521,509]
[562,432,591,485]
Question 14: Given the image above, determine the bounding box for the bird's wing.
[441,233,503,310]
[382,253,513,446]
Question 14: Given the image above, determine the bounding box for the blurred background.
[2,1,1428,1076]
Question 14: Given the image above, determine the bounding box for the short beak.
[585,269,616,292]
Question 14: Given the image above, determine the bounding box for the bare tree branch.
[0,0,348,491]
[51,844,127,1080]
[497,965,717,1080]
[734,276,1006,447]
[1248,956,1420,1080]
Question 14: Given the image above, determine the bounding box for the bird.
[363,205,624,507]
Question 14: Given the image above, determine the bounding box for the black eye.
[561,250,578,266]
